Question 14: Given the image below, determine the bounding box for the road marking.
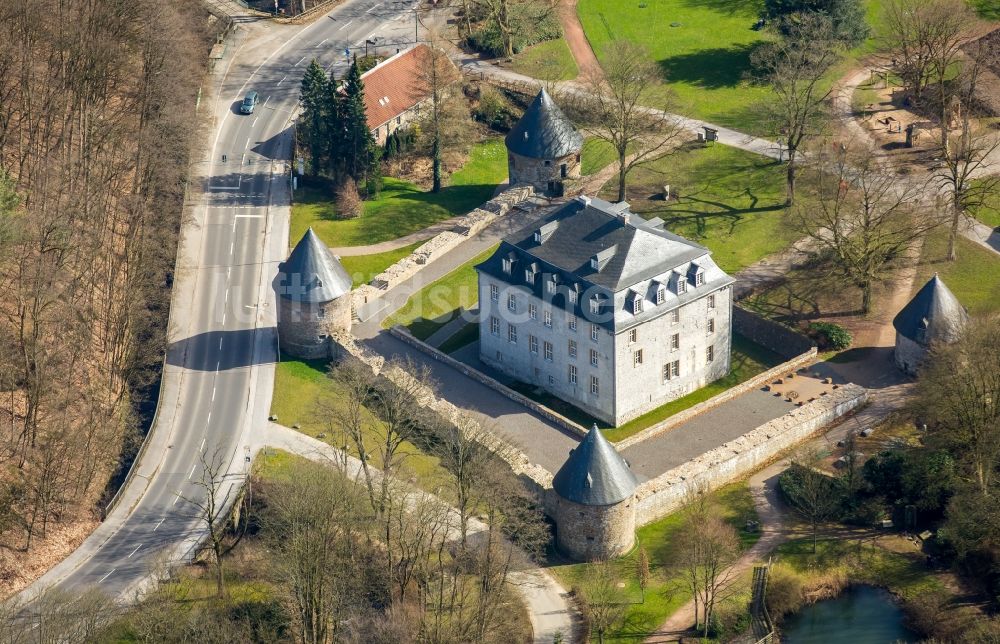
[153,518,164,531]
[276,75,286,86]
[211,185,241,191]
[252,117,258,127]
[366,4,377,13]
[98,569,116,584]
[219,337,224,350]
[245,138,250,150]
[172,493,181,506]
[230,241,235,255]
[224,289,229,304]
[200,436,207,451]
[216,360,221,372]
[222,312,227,325]
[263,95,271,106]
[128,544,142,558]
[189,463,198,479]
[207,412,212,425]
[343,19,353,27]
[318,37,329,46]
[294,55,306,66]
[240,153,245,165]
[235,214,263,218]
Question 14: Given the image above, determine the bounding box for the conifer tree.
[299,59,329,175]
[340,56,377,185]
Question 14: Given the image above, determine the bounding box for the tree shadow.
[676,0,765,17]
[657,43,763,90]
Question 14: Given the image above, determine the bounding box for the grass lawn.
[971,184,1000,229]
[339,241,423,288]
[291,139,508,248]
[580,137,618,176]
[577,0,891,134]
[383,245,498,340]
[438,321,479,354]
[510,37,579,81]
[549,482,760,642]
[270,355,451,494]
[913,230,1000,316]
[606,145,798,274]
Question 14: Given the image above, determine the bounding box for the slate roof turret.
[893,274,968,346]
[505,89,583,160]
[552,424,638,506]
[278,228,352,303]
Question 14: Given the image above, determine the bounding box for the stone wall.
[278,295,352,359]
[508,149,581,196]
[894,332,923,376]
[732,305,814,359]
[634,383,867,526]
[552,495,636,561]
[352,186,533,316]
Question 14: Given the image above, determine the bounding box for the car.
[240,90,259,114]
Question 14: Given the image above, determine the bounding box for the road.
[14,0,426,611]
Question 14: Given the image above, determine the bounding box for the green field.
[913,230,1000,316]
[971,184,1000,229]
[610,145,798,274]
[384,245,498,340]
[339,241,423,288]
[580,137,618,176]
[550,482,759,642]
[291,140,508,248]
[511,37,579,81]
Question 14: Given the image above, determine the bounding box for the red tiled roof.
[360,44,444,129]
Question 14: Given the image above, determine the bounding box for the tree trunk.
[786,154,797,206]
[861,281,872,315]
[617,151,627,202]
[947,199,960,261]
[432,136,442,193]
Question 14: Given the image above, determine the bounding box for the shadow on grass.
[677,0,765,17]
[658,43,763,90]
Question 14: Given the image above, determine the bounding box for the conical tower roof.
[892,274,968,346]
[505,89,583,160]
[552,424,638,506]
[278,228,352,303]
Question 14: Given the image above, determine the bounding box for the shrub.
[334,179,362,219]
[808,321,851,350]
[473,86,519,132]
[765,564,805,619]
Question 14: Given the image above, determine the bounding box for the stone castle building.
[277,228,353,359]
[476,195,734,426]
[505,89,583,197]
[892,274,968,375]
[551,424,639,560]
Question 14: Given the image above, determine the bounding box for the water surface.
[781,585,917,643]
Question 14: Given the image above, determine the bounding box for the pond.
[781,585,918,643]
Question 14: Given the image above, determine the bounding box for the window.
[548,375,555,385]
[317,308,326,319]
[502,258,512,274]
[677,279,687,295]
[544,341,553,361]
[670,333,680,351]
[629,328,637,343]
[708,294,716,309]
[663,360,680,381]
[632,298,643,315]
[569,315,578,331]
[490,284,499,302]
[634,349,643,367]
[546,279,556,294]
[590,349,598,367]
[396,115,402,125]
[695,272,705,286]
[656,286,666,305]
[529,335,538,354]
[589,298,600,314]
[544,310,552,328]
[490,316,500,335]
[707,318,715,334]
[529,303,537,320]
[568,339,577,358]
[507,293,517,312]
[568,289,578,304]
[525,269,535,284]
[707,345,715,362]
[591,324,599,341]
[671,309,680,324]
[508,324,517,343]
[544,159,551,166]
[590,376,599,395]
[569,364,577,384]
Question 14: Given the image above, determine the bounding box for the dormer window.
[590,245,617,273]
[502,258,512,274]
[656,285,666,305]
[568,289,578,304]
[633,298,643,315]
[589,298,600,314]
[525,269,535,284]
[676,279,687,295]
[590,257,599,271]
[546,279,556,294]
[696,272,705,286]
[688,263,706,288]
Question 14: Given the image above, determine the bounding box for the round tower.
[505,89,584,197]
[551,424,638,561]
[892,273,968,375]
[277,228,353,359]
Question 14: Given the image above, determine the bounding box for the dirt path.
[558,0,602,80]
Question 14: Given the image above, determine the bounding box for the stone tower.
[551,424,638,561]
[892,274,968,375]
[505,89,583,197]
[277,228,353,359]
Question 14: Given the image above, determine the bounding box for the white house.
[476,196,735,426]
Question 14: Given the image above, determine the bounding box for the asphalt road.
[15,0,425,610]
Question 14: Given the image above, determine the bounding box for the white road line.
[366,4,377,12]
[240,153,246,165]
[200,436,206,451]
[98,569,116,584]
[294,55,306,66]
[318,37,329,46]
[252,117,258,127]
[172,493,180,506]
[216,360,221,372]
[189,463,198,479]
[230,241,235,255]
[224,289,229,303]
[211,186,241,191]
[343,19,353,27]
[222,312,227,325]
[153,518,164,532]
[127,544,142,558]
[245,138,250,150]
[219,337,224,350]
[207,412,212,425]
[276,75,286,85]
[263,95,271,106]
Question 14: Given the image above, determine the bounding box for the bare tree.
[415,37,470,193]
[795,142,939,313]
[581,560,627,644]
[469,0,557,59]
[915,317,1000,497]
[751,16,843,205]
[636,546,651,604]
[780,450,841,553]
[572,40,684,202]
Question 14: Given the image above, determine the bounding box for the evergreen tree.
[325,68,346,179]
[340,56,377,184]
[763,0,869,46]
[299,59,329,176]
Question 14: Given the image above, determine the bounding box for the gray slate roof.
[552,424,638,506]
[505,89,583,160]
[893,274,968,346]
[278,228,352,303]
